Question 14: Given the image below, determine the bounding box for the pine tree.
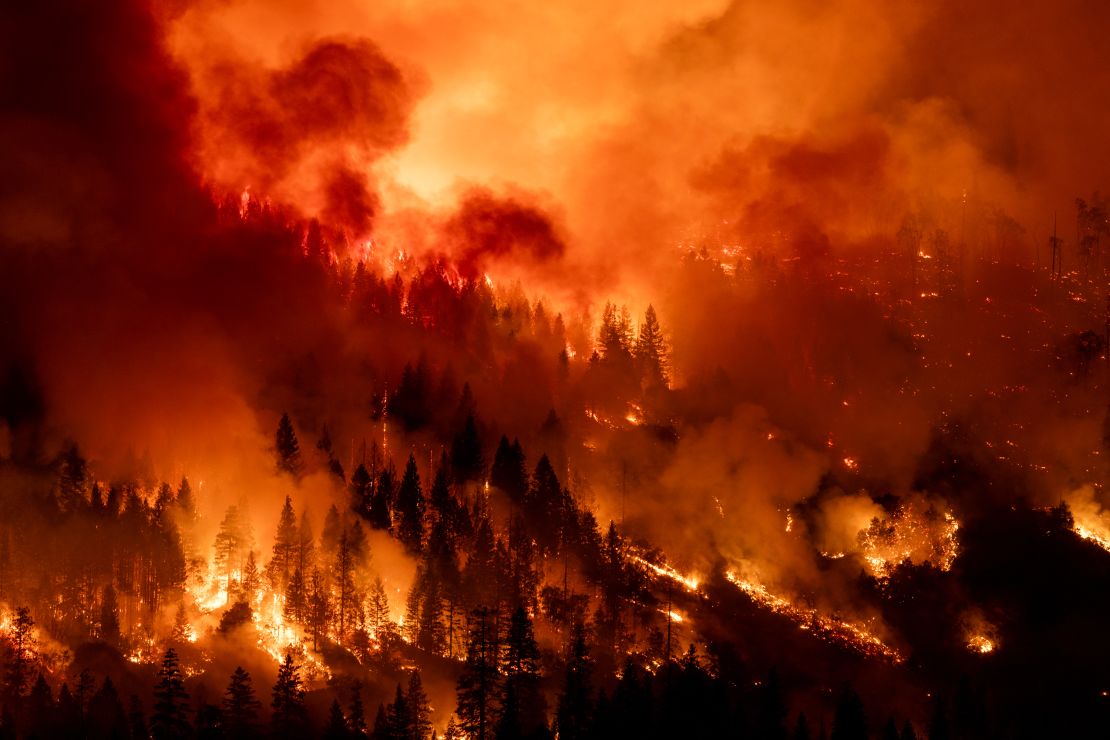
[100,584,122,645]
[348,681,368,738]
[397,455,426,553]
[496,607,546,740]
[368,577,391,640]
[270,652,308,739]
[633,304,668,388]
[597,302,633,366]
[389,684,411,739]
[456,608,501,740]
[285,566,308,624]
[213,505,251,597]
[275,413,303,476]
[370,466,395,531]
[527,456,564,554]
[151,648,191,740]
[87,676,129,739]
[176,477,197,521]
[3,606,35,702]
[129,695,149,740]
[268,496,299,594]
[406,672,433,740]
[351,464,374,518]
[324,699,348,740]
[57,441,90,511]
[554,623,592,740]
[55,682,78,736]
[222,667,261,738]
[491,437,528,503]
[371,703,394,740]
[168,603,190,645]
[308,567,330,651]
[417,575,446,655]
[334,526,362,641]
[26,672,55,737]
[451,415,485,486]
[241,550,261,602]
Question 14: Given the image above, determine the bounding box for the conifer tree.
[3,606,35,702]
[407,671,433,740]
[491,437,528,502]
[271,652,308,740]
[88,676,129,739]
[268,496,299,594]
[634,304,668,388]
[223,667,261,738]
[397,454,426,553]
[555,622,592,740]
[324,699,348,740]
[100,584,122,645]
[308,567,330,651]
[275,412,303,476]
[456,608,501,740]
[496,607,546,740]
[348,681,368,738]
[451,415,485,486]
[151,648,190,740]
[370,466,395,531]
[368,577,391,639]
[351,463,374,518]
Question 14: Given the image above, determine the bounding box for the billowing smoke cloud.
[188,36,418,235]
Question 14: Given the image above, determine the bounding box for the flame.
[967,634,995,654]
[724,571,903,663]
[1065,486,1110,554]
[630,554,701,592]
[856,500,959,578]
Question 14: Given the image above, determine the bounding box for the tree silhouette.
[270,652,308,739]
[222,667,260,738]
[324,699,348,740]
[554,622,592,740]
[87,676,128,739]
[151,648,190,740]
[268,496,299,595]
[348,681,368,738]
[451,415,485,486]
[496,607,547,740]
[456,608,501,740]
[634,304,668,388]
[275,412,303,476]
[397,454,426,553]
[3,607,35,703]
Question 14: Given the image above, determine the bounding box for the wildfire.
[967,634,995,654]
[856,500,959,578]
[630,554,701,592]
[1063,486,1110,555]
[724,571,904,663]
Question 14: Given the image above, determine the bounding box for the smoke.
[186,35,418,236]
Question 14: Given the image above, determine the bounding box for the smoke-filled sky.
[168,0,1110,284]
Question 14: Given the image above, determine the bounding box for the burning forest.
[2,0,1110,738]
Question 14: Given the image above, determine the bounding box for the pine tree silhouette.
[151,648,191,740]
